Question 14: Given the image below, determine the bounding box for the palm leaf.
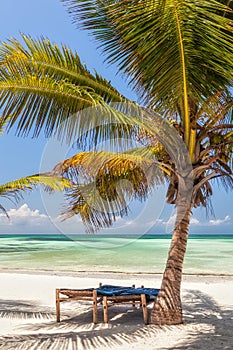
[64,0,233,102]
[62,182,129,232]
[63,0,233,145]
[0,35,124,102]
[0,115,14,136]
[0,35,127,139]
[53,149,165,232]
[53,149,164,185]
[0,173,70,214]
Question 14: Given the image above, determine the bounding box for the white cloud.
[0,204,88,234]
[163,214,231,227]
[0,203,231,234]
[164,214,175,226]
[0,204,48,226]
[190,217,200,225]
[155,212,232,234]
[208,215,231,226]
[54,214,83,225]
[0,204,59,234]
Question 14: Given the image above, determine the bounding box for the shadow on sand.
[0,290,232,349]
[170,290,233,350]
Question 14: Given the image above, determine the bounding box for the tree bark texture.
[150,203,192,325]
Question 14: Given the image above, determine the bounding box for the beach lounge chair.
[56,284,159,324]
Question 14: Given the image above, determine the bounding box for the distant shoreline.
[1,268,233,281]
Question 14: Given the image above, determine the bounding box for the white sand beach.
[0,271,232,350]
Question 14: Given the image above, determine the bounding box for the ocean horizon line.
[0,232,232,238]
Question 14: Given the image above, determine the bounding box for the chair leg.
[141,294,148,325]
[132,284,136,307]
[140,286,144,307]
[56,289,60,322]
[103,296,108,323]
[93,289,98,324]
[99,282,103,305]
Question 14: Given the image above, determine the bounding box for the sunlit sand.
[0,271,232,349]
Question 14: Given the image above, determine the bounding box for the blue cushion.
[96,285,159,297]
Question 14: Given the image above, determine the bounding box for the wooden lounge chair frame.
[56,285,156,325]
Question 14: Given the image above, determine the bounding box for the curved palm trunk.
[150,203,192,325]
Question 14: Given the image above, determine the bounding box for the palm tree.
[52,92,233,325]
[0,0,232,324]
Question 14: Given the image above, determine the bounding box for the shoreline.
[0,268,233,280]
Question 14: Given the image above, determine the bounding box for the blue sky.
[0,0,232,235]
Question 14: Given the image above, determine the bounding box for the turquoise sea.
[0,234,232,275]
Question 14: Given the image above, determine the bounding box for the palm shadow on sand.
[0,290,232,350]
[171,290,233,350]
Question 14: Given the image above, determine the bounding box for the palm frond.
[53,149,164,184]
[0,173,70,200]
[53,149,164,232]
[63,0,233,113]
[0,116,8,135]
[62,182,129,232]
[0,35,127,139]
[214,172,233,192]
[0,35,124,103]
[0,203,9,218]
